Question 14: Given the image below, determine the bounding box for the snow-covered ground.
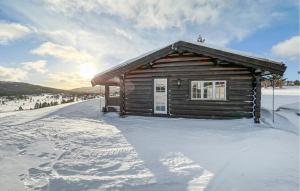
[0,94,98,113]
[261,86,300,134]
[0,88,298,191]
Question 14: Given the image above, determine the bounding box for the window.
[203,82,213,99]
[191,81,226,100]
[109,86,120,97]
[191,81,201,99]
[156,84,166,92]
[215,81,226,99]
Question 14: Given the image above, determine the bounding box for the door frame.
[153,78,168,114]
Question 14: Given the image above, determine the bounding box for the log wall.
[124,53,256,118]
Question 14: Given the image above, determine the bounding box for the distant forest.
[0,81,97,96]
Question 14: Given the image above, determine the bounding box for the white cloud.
[42,0,285,45]
[44,0,219,29]
[40,30,77,45]
[0,66,27,81]
[21,60,48,74]
[31,42,93,64]
[114,28,132,40]
[47,72,90,89]
[0,22,31,44]
[272,35,300,60]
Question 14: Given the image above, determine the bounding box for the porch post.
[119,75,125,116]
[104,85,109,112]
[254,76,261,123]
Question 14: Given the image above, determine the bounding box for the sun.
[79,63,97,79]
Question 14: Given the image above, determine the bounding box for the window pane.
[156,84,165,92]
[191,82,201,99]
[215,82,225,99]
[203,82,213,99]
[109,86,120,97]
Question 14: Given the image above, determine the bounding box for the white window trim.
[191,80,226,101]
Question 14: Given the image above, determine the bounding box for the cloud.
[21,60,48,74]
[272,35,300,60]
[31,42,93,64]
[42,0,287,46]
[0,66,28,81]
[0,22,31,44]
[40,30,77,45]
[114,28,132,40]
[47,72,90,89]
[0,60,48,82]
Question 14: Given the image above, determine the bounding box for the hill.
[0,81,73,96]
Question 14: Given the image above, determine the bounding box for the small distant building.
[92,41,286,123]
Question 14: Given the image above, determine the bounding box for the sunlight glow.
[79,63,97,79]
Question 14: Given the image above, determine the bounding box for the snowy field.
[0,94,97,113]
[0,87,298,191]
[0,94,68,113]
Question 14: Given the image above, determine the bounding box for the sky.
[0,0,299,89]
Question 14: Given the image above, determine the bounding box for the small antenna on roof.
[197,35,205,43]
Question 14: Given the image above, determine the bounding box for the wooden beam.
[254,75,261,123]
[104,85,109,112]
[119,75,125,116]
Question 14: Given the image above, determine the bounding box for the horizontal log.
[126,95,152,100]
[125,78,152,82]
[170,100,252,106]
[125,90,152,95]
[170,113,253,119]
[131,67,249,74]
[152,61,215,68]
[170,96,252,102]
[169,109,252,117]
[125,81,152,86]
[229,96,253,101]
[126,102,152,108]
[127,70,251,77]
[154,56,213,63]
[229,81,253,85]
[126,108,153,113]
[126,74,253,80]
[170,103,252,110]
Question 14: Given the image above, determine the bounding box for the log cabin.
[91,41,286,123]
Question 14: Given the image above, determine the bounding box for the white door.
[154,78,168,114]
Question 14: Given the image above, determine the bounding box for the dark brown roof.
[91,41,286,86]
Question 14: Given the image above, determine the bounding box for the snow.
[0,94,97,113]
[0,88,299,190]
[261,86,300,134]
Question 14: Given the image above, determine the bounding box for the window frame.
[190,80,227,101]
